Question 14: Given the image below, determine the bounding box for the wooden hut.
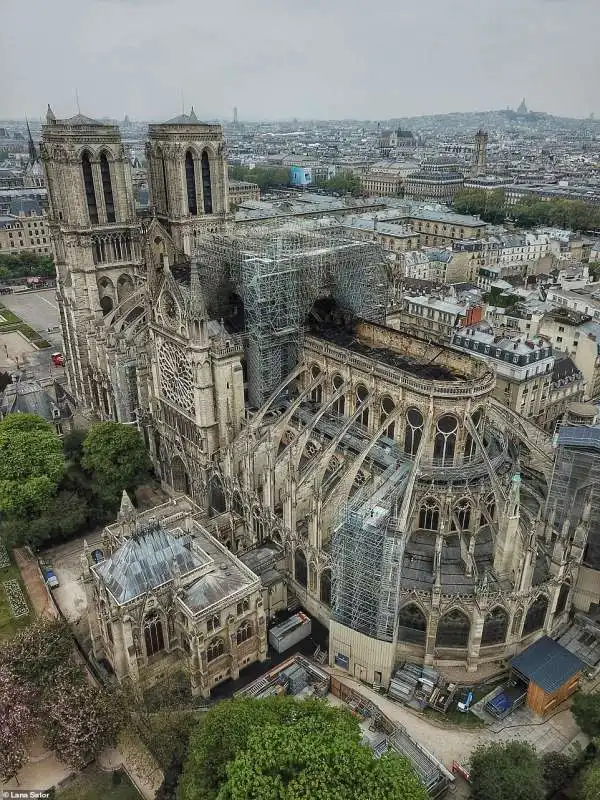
[510,636,584,716]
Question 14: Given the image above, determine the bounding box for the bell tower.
[145,109,229,255]
[41,106,141,414]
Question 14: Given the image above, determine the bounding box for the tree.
[0,618,76,689]
[63,428,88,464]
[43,681,126,769]
[179,697,427,800]
[572,692,600,739]
[469,741,545,800]
[0,666,37,782]
[82,421,151,501]
[0,414,65,518]
[316,172,363,196]
[228,165,289,190]
[579,760,600,800]
[541,751,574,796]
[219,715,427,800]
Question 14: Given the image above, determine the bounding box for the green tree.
[579,760,600,800]
[316,172,363,196]
[228,165,289,190]
[469,741,545,800]
[572,692,600,738]
[0,252,55,280]
[179,697,427,800]
[62,428,88,464]
[0,414,65,518]
[82,421,151,502]
[541,751,574,796]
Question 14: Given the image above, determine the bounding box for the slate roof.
[510,636,585,693]
[63,114,101,126]
[180,559,252,613]
[93,523,207,604]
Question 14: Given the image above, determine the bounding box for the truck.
[268,612,312,654]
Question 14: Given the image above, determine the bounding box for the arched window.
[236,621,252,645]
[464,409,482,461]
[523,595,548,636]
[208,474,226,517]
[309,365,322,404]
[144,611,165,656]
[481,606,508,645]
[171,456,190,494]
[294,549,307,587]
[201,151,212,213]
[480,493,496,527]
[332,374,345,415]
[452,499,471,531]
[207,614,220,633]
[252,512,264,542]
[397,603,427,644]
[380,396,396,439]
[117,274,134,303]
[419,498,440,531]
[207,638,224,662]
[99,153,115,223]
[185,151,197,215]
[237,599,250,616]
[555,583,570,616]
[82,152,98,224]
[404,407,423,456]
[512,608,523,636]
[355,384,369,428]
[320,569,331,605]
[233,492,244,516]
[436,608,470,648]
[434,415,457,465]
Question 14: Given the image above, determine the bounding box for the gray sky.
[2,0,598,121]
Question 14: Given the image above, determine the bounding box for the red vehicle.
[51,352,64,367]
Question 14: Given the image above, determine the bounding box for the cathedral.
[41,107,586,695]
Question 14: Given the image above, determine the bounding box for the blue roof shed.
[510,636,585,694]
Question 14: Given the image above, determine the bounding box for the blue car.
[44,569,59,589]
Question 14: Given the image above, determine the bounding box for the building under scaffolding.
[331,460,412,642]
[547,425,600,570]
[194,222,388,406]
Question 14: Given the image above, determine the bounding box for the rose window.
[159,341,194,412]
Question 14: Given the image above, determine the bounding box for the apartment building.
[0,212,52,256]
[538,308,600,400]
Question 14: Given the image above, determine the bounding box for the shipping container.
[268,612,312,653]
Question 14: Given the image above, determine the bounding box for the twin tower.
[39,106,229,411]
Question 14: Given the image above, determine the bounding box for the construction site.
[193,222,388,406]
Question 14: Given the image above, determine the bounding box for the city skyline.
[2,0,599,122]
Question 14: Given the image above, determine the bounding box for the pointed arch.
[355,383,369,428]
[143,610,165,657]
[117,274,134,303]
[512,607,524,636]
[397,602,427,644]
[380,395,396,439]
[332,374,345,415]
[481,606,508,645]
[404,407,423,456]
[523,595,549,636]
[433,414,458,465]
[236,620,252,644]
[207,637,224,662]
[201,150,213,213]
[208,474,226,516]
[320,568,331,605]
[99,151,115,223]
[185,150,197,215]
[171,455,190,494]
[294,548,307,587]
[436,608,470,648]
[81,151,98,224]
[418,497,440,531]
[555,582,571,616]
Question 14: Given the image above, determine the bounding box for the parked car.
[51,352,65,367]
[44,568,59,589]
[91,548,104,564]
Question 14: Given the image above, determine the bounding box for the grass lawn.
[421,705,485,729]
[0,561,32,640]
[58,766,141,800]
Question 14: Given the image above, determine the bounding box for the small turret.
[46,104,56,124]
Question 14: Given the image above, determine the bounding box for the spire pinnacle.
[46,104,56,124]
[189,106,198,122]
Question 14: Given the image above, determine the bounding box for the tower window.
[81,152,98,225]
[201,151,213,214]
[100,153,115,223]
[185,151,197,215]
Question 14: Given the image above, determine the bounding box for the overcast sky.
[2,0,598,122]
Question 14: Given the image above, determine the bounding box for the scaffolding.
[194,222,387,407]
[331,461,412,642]
[547,424,600,569]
